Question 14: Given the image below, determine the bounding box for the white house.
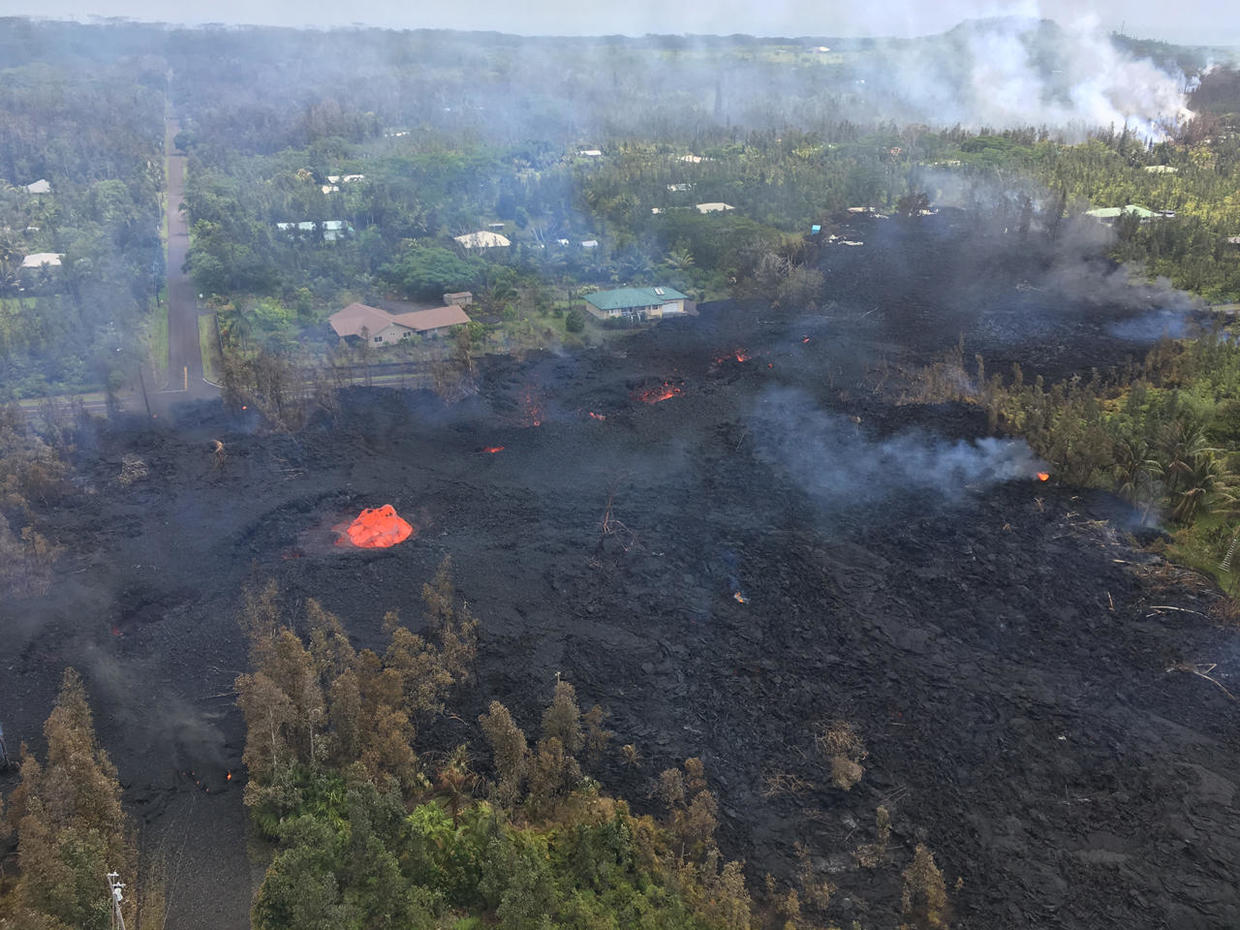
[25,179,51,194]
[276,220,352,242]
[454,230,511,248]
[20,252,63,268]
[696,202,735,214]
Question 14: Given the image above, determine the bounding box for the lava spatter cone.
[336,504,414,548]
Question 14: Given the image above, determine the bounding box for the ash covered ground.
[2,213,1238,930]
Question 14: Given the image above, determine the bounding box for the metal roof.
[584,286,689,311]
[1084,204,1157,219]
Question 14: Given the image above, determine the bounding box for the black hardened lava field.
[2,213,1237,930]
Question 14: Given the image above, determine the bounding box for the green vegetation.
[904,333,1240,595]
[0,50,164,400]
[234,564,765,930]
[0,669,160,930]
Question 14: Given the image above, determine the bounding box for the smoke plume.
[751,387,1043,511]
[857,14,1192,139]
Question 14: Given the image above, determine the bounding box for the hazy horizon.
[1,0,1237,47]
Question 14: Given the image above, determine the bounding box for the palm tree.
[1151,420,1234,524]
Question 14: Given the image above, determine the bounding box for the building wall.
[371,324,412,345]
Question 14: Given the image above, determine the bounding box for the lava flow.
[482,445,505,454]
[335,504,415,548]
[635,381,684,404]
[1037,472,1050,482]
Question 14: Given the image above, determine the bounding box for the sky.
[0,0,1236,46]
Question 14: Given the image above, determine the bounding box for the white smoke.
[863,11,1193,140]
[751,388,1044,511]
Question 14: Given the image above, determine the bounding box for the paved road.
[163,117,215,400]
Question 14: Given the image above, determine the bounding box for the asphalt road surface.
[163,117,215,402]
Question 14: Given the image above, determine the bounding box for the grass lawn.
[146,296,168,380]
[1165,512,1240,598]
[199,313,221,382]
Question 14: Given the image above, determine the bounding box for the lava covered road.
[2,215,1237,929]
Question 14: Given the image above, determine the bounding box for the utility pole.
[106,871,127,930]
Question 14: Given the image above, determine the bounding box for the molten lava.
[587,411,607,421]
[521,386,543,427]
[734,350,751,362]
[335,504,415,548]
[1036,472,1050,482]
[482,445,505,454]
[636,382,684,404]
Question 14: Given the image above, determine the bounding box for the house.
[1143,165,1178,174]
[454,230,511,248]
[487,222,506,231]
[443,291,474,306]
[678,154,707,164]
[580,240,599,249]
[24,179,51,194]
[667,183,693,192]
[556,238,570,246]
[651,208,663,215]
[20,252,63,268]
[329,302,471,345]
[578,149,603,158]
[276,220,352,242]
[583,286,690,322]
[1226,237,1240,247]
[696,202,734,214]
[1084,204,1158,225]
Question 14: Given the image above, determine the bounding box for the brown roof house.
[329,302,471,345]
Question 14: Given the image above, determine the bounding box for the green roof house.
[1084,204,1159,224]
[583,286,691,321]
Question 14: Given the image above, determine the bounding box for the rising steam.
[857,13,1192,139]
[751,388,1043,510]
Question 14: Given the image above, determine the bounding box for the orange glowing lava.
[1036,472,1050,482]
[734,350,751,362]
[802,336,811,344]
[588,411,607,421]
[226,771,233,781]
[636,382,684,404]
[521,387,543,427]
[335,504,415,548]
[482,445,505,454]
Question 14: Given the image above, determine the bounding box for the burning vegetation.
[635,380,685,404]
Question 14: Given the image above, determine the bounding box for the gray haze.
[2,0,1236,45]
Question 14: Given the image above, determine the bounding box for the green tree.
[2,669,136,930]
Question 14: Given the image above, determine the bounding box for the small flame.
[226,771,233,782]
[241,405,247,410]
[733,591,748,604]
[482,445,505,454]
[110,625,122,637]
[521,387,543,427]
[734,350,751,362]
[587,411,606,421]
[636,382,684,404]
[1036,472,1050,482]
[802,336,811,344]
